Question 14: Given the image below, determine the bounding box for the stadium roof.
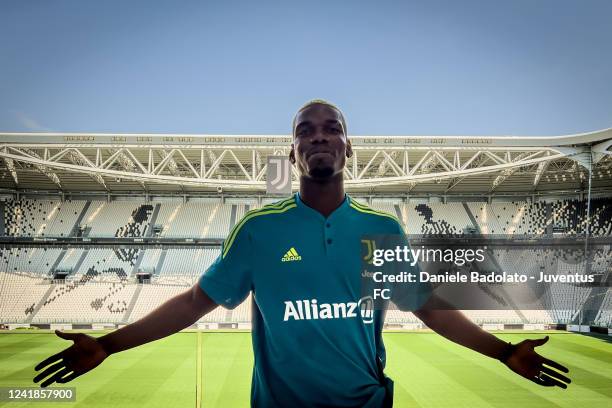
[0,128,611,196]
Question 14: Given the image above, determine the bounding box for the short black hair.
[292,99,347,137]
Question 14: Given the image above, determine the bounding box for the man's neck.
[299,173,345,218]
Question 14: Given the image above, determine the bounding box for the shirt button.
[326,223,331,228]
[327,238,332,244]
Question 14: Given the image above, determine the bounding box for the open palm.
[505,335,571,388]
[33,330,108,388]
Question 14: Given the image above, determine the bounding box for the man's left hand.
[504,335,571,389]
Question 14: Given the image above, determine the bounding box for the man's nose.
[311,128,329,143]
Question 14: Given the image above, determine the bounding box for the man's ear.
[346,139,353,158]
[289,144,296,164]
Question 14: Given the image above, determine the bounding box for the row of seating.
[3,197,611,238]
[3,199,85,237]
[1,271,608,326]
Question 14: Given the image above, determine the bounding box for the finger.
[33,361,65,383]
[55,330,78,341]
[532,335,549,347]
[39,367,71,388]
[35,351,64,371]
[539,372,568,389]
[56,370,79,384]
[541,366,571,384]
[542,357,569,373]
[530,375,553,387]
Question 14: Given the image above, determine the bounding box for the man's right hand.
[32,284,218,388]
[33,330,109,388]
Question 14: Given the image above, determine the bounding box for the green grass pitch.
[0,331,610,407]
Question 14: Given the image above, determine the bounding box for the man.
[34,99,571,406]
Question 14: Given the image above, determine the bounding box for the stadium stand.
[0,247,62,275]
[0,272,51,323]
[3,199,86,237]
[0,196,610,327]
[54,248,85,275]
[72,248,135,280]
[161,248,220,277]
[128,284,188,322]
[79,201,155,238]
[34,280,135,324]
[154,200,231,238]
[594,290,612,327]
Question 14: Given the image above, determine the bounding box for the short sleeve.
[389,220,433,312]
[198,221,253,309]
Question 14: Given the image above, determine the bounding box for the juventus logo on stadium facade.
[266,156,292,194]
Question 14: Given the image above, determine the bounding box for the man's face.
[290,104,352,179]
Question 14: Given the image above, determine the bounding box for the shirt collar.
[294,191,351,220]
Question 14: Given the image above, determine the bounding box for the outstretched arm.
[413,295,571,389]
[33,283,217,387]
[97,283,217,354]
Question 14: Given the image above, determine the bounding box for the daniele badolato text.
[365,270,596,284]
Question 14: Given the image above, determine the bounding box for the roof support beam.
[2,148,18,185]
[533,152,551,188]
[67,150,107,190]
[0,142,582,191]
[22,148,62,188]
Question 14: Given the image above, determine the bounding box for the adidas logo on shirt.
[281,247,302,262]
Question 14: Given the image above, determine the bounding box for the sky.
[1,0,611,136]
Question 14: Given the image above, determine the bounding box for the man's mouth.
[308,151,333,159]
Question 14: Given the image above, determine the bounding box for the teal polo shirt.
[198,192,431,407]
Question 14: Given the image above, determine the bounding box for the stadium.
[0,129,611,407]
